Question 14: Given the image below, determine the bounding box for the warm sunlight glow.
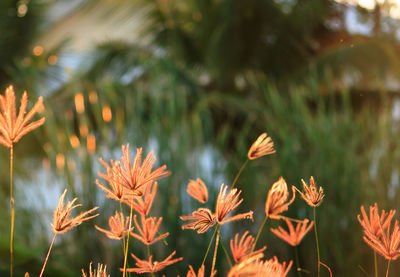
[335,0,400,18]
[102,106,112,122]
[75,93,85,114]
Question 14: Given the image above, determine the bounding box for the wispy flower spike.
[82,262,110,277]
[124,251,183,273]
[0,85,45,148]
[52,189,99,234]
[187,178,208,203]
[186,264,216,277]
[271,218,314,247]
[180,208,217,233]
[230,231,266,263]
[216,184,253,225]
[96,161,128,201]
[123,182,158,216]
[130,214,169,245]
[247,133,276,160]
[99,144,170,197]
[358,203,395,239]
[256,256,293,276]
[265,177,296,220]
[297,176,324,207]
[95,211,133,240]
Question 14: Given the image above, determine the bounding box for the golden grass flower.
[230,231,266,263]
[270,218,314,247]
[227,252,265,277]
[216,184,253,224]
[247,133,275,160]
[256,256,293,277]
[297,177,324,207]
[99,144,170,196]
[180,208,217,233]
[52,189,99,234]
[0,85,45,148]
[123,182,157,216]
[186,264,216,277]
[95,211,133,240]
[82,263,109,277]
[265,177,295,220]
[359,203,400,260]
[97,161,128,201]
[131,214,169,245]
[187,178,208,203]
[124,251,183,274]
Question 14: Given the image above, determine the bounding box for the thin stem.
[10,145,14,277]
[211,226,221,276]
[219,232,233,268]
[374,251,378,277]
[230,159,249,189]
[386,260,391,277]
[39,234,57,277]
[202,226,218,265]
[313,207,320,277]
[294,246,302,277]
[252,217,268,252]
[122,205,133,277]
[119,202,131,277]
[147,245,155,277]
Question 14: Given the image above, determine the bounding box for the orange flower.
[99,144,170,196]
[97,161,128,202]
[230,231,266,263]
[0,85,45,148]
[247,133,275,160]
[358,204,400,260]
[265,177,295,220]
[52,189,98,234]
[123,182,157,216]
[187,178,208,203]
[95,211,133,240]
[256,256,292,277]
[358,203,395,239]
[297,177,324,207]
[130,215,169,245]
[186,264,216,277]
[124,251,183,274]
[181,208,217,233]
[227,252,265,277]
[216,184,253,224]
[82,262,109,277]
[270,218,314,247]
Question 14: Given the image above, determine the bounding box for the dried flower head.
[297,177,324,207]
[230,231,266,263]
[227,252,265,277]
[124,251,183,274]
[256,256,293,277]
[187,178,208,203]
[265,177,295,220]
[247,133,275,160]
[96,161,128,201]
[123,182,157,216]
[82,262,109,277]
[0,85,45,148]
[358,203,395,239]
[131,215,169,245]
[99,144,170,196]
[95,211,133,240]
[271,218,314,247]
[181,208,217,233]
[52,189,99,234]
[358,204,400,260]
[216,184,253,224]
[186,264,216,277]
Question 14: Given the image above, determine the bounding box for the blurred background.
[0,0,400,276]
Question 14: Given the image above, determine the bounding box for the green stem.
[10,145,14,277]
[219,232,233,268]
[202,226,218,265]
[252,217,268,252]
[147,245,155,277]
[374,251,378,277]
[119,202,131,277]
[39,234,56,277]
[386,260,391,277]
[230,159,249,189]
[211,226,221,275]
[122,205,133,277]
[295,246,302,277]
[314,207,320,277]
